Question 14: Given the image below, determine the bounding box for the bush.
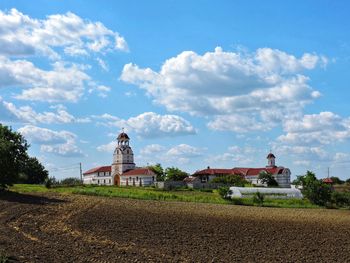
[60,177,82,186]
[252,192,264,206]
[258,171,278,187]
[331,191,350,208]
[217,186,231,199]
[211,174,248,186]
[45,177,57,189]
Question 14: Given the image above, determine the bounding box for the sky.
[1,0,350,180]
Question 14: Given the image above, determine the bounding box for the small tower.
[266,152,276,167]
[111,130,135,185]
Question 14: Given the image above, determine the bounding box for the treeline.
[0,124,48,190]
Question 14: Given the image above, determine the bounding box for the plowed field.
[1,191,350,262]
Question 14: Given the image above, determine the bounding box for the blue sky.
[1,1,350,180]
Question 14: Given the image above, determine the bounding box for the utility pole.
[327,167,330,178]
[79,162,83,182]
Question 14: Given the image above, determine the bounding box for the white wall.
[120,175,156,187]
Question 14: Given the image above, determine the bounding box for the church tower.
[111,131,135,185]
[266,152,276,167]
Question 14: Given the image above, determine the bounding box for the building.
[82,166,112,185]
[193,153,291,188]
[83,131,156,187]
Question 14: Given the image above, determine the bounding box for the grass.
[9,184,318,208]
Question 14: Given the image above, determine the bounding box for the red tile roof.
[193,167,285,177]
[323,178,333,184]
[83,166,111,175]
[122,168,156,176]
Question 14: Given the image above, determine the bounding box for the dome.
[117,132,130,140]
[267,153,276,159]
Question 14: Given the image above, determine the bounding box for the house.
[193,153,291,188]
[83,131,157,187]
[82,166,113,185]
[120,168,156,187]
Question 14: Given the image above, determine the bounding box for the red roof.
[122,168,156,177]
[234,167,284,176]
[323,178,333,184]
[194,168,235,176]
[193,167,285,177]
[83,166,111,175]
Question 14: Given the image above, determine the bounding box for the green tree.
[330,176,344,185]
[299,171,332,206]
[60,177,82,186]
[0,124,29,190]
[258,171,278,187]
[165,167,189,181]
[211,174,248,186]
[20,157,48,184]
[148,163,165,181]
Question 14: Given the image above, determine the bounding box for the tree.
[298,171,332,206]
[148,163,165,181]
[60,177,82,185]
[165,167,189,181]
[0,124,29,190]
[21,157,48,184]
[258,171,278,187]
[330,176,344,185]
[211,174,248,186]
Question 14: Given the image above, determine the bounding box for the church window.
[98,179,100,184]
[136,177,139,181]
[152,176,155,181]
[104,179,106,184]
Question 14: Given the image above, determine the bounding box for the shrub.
[252,192,264,206]
[60,177,82,186]
[217,186,231,199]
[211,174,248,186]
[45,176,57,189]
[331,191,350,208]
[258,171,278,187]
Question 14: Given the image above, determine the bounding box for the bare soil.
[1,191,350,262]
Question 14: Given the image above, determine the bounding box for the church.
[83,131,156,186]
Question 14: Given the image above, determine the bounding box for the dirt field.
[1,192,350,262]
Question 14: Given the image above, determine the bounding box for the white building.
[82,166,113,185]
[83,131,156,187]
[193,153,291,188]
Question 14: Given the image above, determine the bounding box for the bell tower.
[266,152,276,167]
[111,130,135,185]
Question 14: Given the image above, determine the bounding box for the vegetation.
[252,192,265,206]
[165,167,189,181]
[0,124,29,190]
[297,171,332,206]
[0,249,8,263]
[211,174,249,186]
[258,171,279,187]
[0,124,48,190]
[19,157,48,184]
[148,163,165,181]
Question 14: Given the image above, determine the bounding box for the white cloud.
[138,143,203,166]
[18,125,83,157]
[121,47,326,132]
[0,8,128,58]
[94,112,196,138]
[205,146,258,166]
[0,98,90,124]
[96,58,109,71]
[0,57,90,102]
[96,141,116,153]
[139,144,166,155]
[279,112,350,145]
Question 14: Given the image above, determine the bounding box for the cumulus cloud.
[138,143,204,166]
[18,125,83,157]
[0,98,90,124]
[94,112,196,138]
[0,57,90,102]
[205,146,259,166]
[96,141,116,153]
[121,47,326,132]
[278,112,350,145]
[0,8,128,58]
